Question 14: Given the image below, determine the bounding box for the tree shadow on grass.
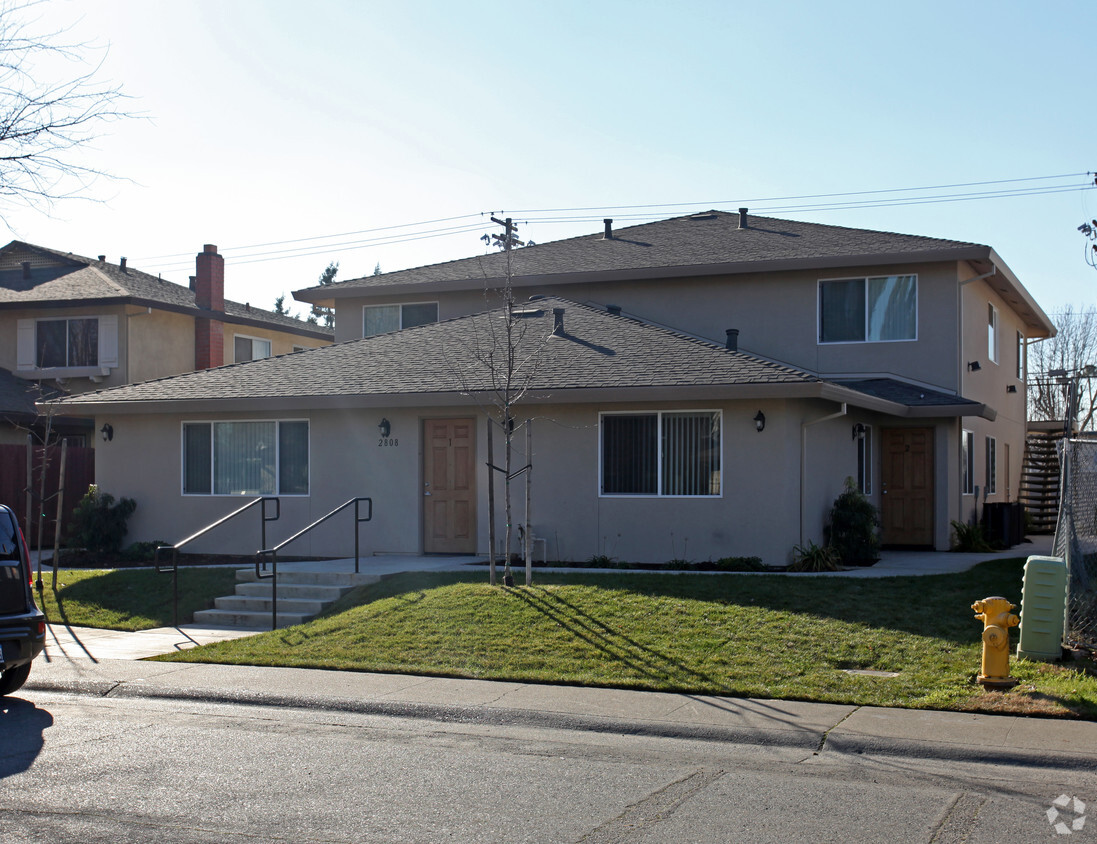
[509,586,720,689]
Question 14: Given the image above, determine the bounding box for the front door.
[423,418,476,554]
[880,427,934,547]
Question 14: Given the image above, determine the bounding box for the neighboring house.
[0,241,333,443]
[44,211,1054,565]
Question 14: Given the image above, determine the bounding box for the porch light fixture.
[753,411,766,433]
[967,360,981,372]
[852,422,866,441]
[378,418,391,438]
[100,423,113,442]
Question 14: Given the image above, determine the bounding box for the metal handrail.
[154,497,280,626]
[254,497,372,630]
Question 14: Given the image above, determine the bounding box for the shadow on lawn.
[509,586,721,687]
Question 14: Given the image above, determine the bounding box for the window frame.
[362,301,440,337]
[962,429,975,495]
[598,409,722,498]
[233,334,272,363]
[985,435,997,495]
[1016,331,1025,381]
[987,303,999,364]
[817,274,918,345]
[857,425,873,495]
[181,419,310,497]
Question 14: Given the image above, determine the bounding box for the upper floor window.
[363,302,439,337]
[16,315,118,374]
[600,411,721,497]
[818,275,916,343]
[987,303,999,364]
[1016,331,1024,380]
[234,335,271,363]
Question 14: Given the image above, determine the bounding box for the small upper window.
[988,304,999,364]
[234,335,271,363]
[819,276,916,343]
[1016,331,1024,381]
[363,302,439,337]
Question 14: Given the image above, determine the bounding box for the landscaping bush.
[950,519,994,553]
[790,540,840,572]
[65,486,137,554]
[827,477,880,565]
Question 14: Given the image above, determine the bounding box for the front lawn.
[155,558,1097,718]
[33,567,238,631]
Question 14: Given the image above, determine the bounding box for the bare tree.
[1028,304,1097,430]
[0,1,133,220]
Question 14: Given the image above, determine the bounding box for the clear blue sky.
[9,0,1096,317]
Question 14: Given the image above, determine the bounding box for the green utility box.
[1016,555,1068,661]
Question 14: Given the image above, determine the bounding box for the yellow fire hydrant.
[971,596,1020,689]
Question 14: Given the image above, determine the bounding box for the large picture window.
[36,318,98,367]
[819,275,917,343]
[183,420,309,496]
[363,302,439,337]
[600,411,721,497]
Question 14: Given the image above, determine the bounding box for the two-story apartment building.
[1,241,333,444]
[45,211,1054,565]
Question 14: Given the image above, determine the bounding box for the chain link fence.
[1052,439,1097,649]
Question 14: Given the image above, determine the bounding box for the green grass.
[33,567,238,631]
[155,558,1097,719]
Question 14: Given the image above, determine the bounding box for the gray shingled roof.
[0,367,65,419]
[295,210,990,298]
[50,297,821,408]
[0,241,332,339]
[833,379,981,409]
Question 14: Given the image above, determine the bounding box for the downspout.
[800,402,848,546]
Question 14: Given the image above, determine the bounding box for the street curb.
[25,677,1097,770]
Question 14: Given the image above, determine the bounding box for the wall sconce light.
[753,410,766,433]
[1006,384,1018,393]
[378,418,391,438]
[967,361,981,372]
[852,422,866,441]
[100,423,113,442]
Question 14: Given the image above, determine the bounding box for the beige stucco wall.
[225,323,329,363]
[332,261,963,389]
[91,395,948,564]
[126,307,193,383]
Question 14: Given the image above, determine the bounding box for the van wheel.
[0,664,31,696]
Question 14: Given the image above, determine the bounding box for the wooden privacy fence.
[0,442,95,548]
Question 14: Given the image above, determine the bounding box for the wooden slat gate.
[0,442,95,548]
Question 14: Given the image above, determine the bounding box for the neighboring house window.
[985,436,997,495]
[363,302,439,337]
[1016,331,1024,380]
[818,275,917,343]
[234,335,272,362]
[962,429,974,495]
[16,315,118,373]
[183,420,309,495]
[987,304,999,364]
[600,411,721,497]
[857,425,872,494]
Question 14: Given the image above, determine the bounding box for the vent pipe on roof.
[97,254,106,262]
[726,328,739,351]
[738,208,748,229]
[607,304,622,315]
[189,275,196,290]
[552,307,565,336]
[120,257,127,272]
[603,219,613,239]
[21,261,30,280]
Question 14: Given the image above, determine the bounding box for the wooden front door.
[423,418,477,554]
[880,427,934,547]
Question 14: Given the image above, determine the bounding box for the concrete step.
[235,569,380,588]
[234,582,352,601]
[193,608,310,630]
[213,595,328,615]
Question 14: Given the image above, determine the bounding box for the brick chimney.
[194,244,225,369]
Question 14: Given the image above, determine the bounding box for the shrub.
[65,486,137,554]
[790,541,840,572]
[827,477,880,566]
[712,556,767,572]
[950,519,994,552]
